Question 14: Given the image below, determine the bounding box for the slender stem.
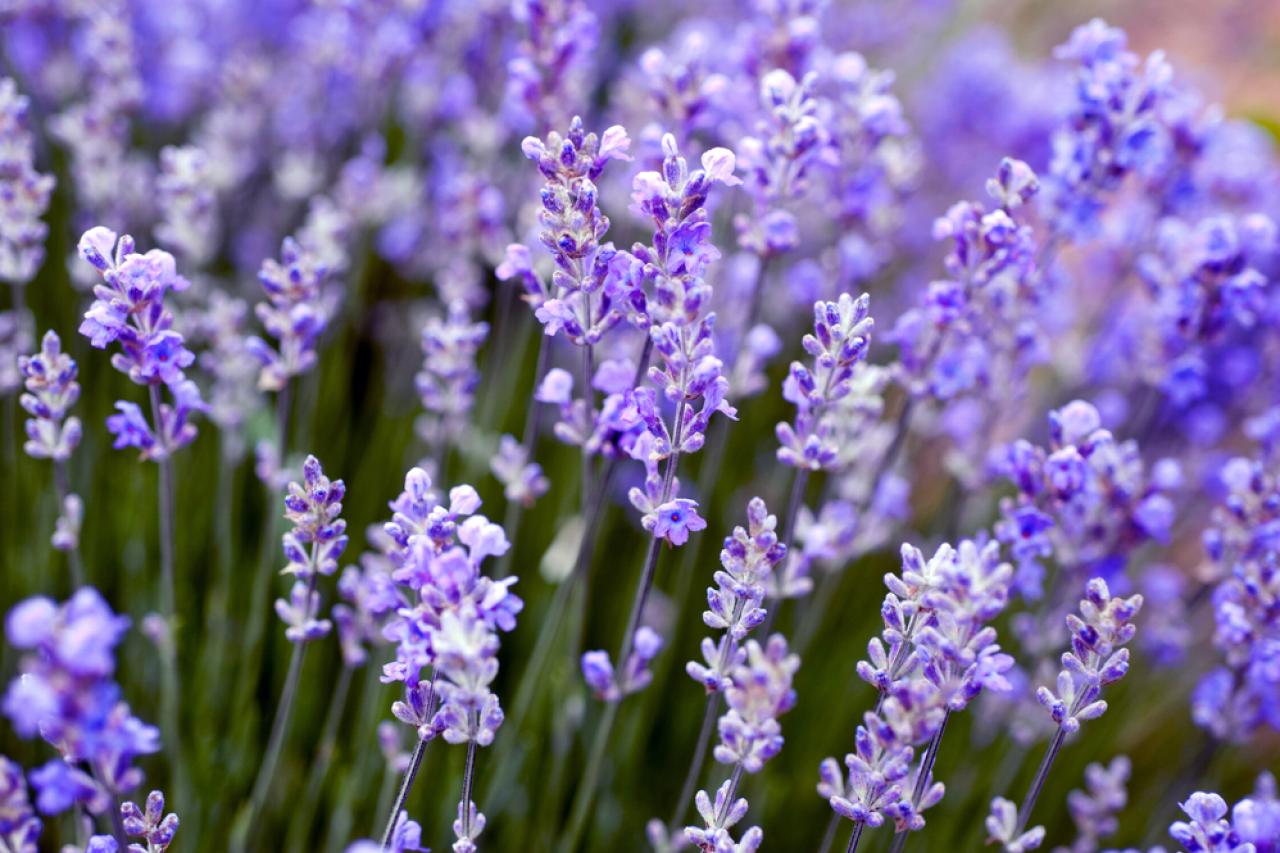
[559,699,618,853]
[713,764,745,825]
[817,813,840,853]
[580,339,595,510]
[52,458,84,587]
[668,691,721,832]
[1015,726,1066,835]
[380,737,428,850]
[243,624,312,832]
[147,384,188,820]
[845,821,866,853]
[758,467,810,637]
[459,740,478,837]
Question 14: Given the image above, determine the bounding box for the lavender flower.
[246,236,333,392]
[682,779,763,853]
[687,498,787,693]
[275,455,348,640]
[890,158,1043,403]
[19,331,82,462]
[345,811,428,853]
[994,400,1176,599]
[490,434,549,507]
[504,0,600,132]
[1193,455,1280,739]
[0,78,55,285]
[582,626,664,702]
[0,756,41,852]
[2,590,159,817]
[416,301,488,459]
[154,145,218,267]
[1232,772,1279,852]
[1170,792,1254,853]
[987,798,1046,852]
[1056,756,1131,853]
[775,292,874,471]
[121,790,178,853]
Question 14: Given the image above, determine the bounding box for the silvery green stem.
[559,699,618,853]
[668,691,720,832]
[459,740,478,837]
[844,820,866,853]
[714,764,745,826]
[287,662,355,847]
[1015,726,1066,836]
[380,736,428,850]
[816,812,840,853]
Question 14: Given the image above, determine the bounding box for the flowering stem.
[381,736,429,850]
[243,620,312,834]
[1014,725,1066,836]
[580,339,595,508]
[758,467,810,637]
[52,458,84,587]
[714,764,745,826]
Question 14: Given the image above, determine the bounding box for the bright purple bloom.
[121,790,179,852]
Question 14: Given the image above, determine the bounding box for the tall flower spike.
[246,235,334,392]
[0,78,56,286]
[776,292,874,471]
[415,300,488,462]
[1062,756,1130,852]
[19,331,82,462]
[0,755,42,851]
[154,145,218,267]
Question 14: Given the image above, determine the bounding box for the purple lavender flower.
[1036,578,1142,734]
[682,779,763,853]
[582,626,664,702]
[775,292,874,470]
[345,810,428,853]
[1062,756,1131,852]
[2,590,159,817]
[19,331,82,462]
[890,158,1043,403]
[246,236,333,392]
[687,497,787,693]
[1232,772,1279,852]
[416,301,488,459]
[121,790,178,852]
[274,455,347,641]
[986,797,1046,852]
[0,756,42,851]
[431,606,505,747]
[154,145,218,267]
[504,0,600,132]
[490,434,549,507]
[1170,792,1253,853]
[711,634,798,774]
[994,400,1177,599]
[1046,19,1174,236]
[0,78,55,286]
[1193,455,1280,740]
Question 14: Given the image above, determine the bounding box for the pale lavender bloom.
[1036,578,1142,734]
[0,310,32,395]
[582,626,664,702]
[345,810,427,853]
[0,755,42,852]
[1169,792,1254,853]
[1232,772,1279,852]
[154,145,218,267]
[274,580,331,643]
[452,799,486,853]
[415,301,488,455]
[683,779,763,853]
[712,635,798,773]
[775,292,874,470]
[246,236,332,392]
[0,78,55,285]
[504,0,599,132]
[987,797,1046,852]
[281,455,349,581]
[430,606,505,746]
[19,331,82,461]
[1057,756,1130,853]
[490,435,549,507]
[120,790,178,853]
[687,498,787,693]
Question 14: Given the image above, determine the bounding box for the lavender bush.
[0,3,1278,852]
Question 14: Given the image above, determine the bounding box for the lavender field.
[0,1,1278,851]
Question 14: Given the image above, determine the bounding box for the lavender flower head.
[274,455,348,643]
[776,292,874,471]
[246,235,334,392]
[345,810,428,853]
[682,779,763,853]
[1170,792,1255,853]
[2,590,159,816]
[19,331,82,462]
[711,634,798,773]
[121,790,178,853]
[416,301,488,456]
[890,158,1043,402]
[1061,755,1130,853]
[1036,578,1142,734]
[0,78,55,285]
[687,497,787,693]
[154,145,218,267]
[0,756,41,851]
[1193,454,1280,740]
[987,797,1046,852]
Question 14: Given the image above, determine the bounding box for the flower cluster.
[822,539,1014,835]
[77,228,206,459]
[1035,578,1141,734]
[685,635,798,851]
[415,301,489,460]
[1192,455,1280,740]
[1046,19,1174,236]
[890,157,1043,402]
[121,790,179,852]
[775,292,874,470]
[0,77,55,285]
[1061,755,1131,853]
[19,331,82,463]
[2,590,159,816]
[504,0,600,132]
[154,145,219,267]
[246,235,334,392]
[994,399,1177,599]
[687,498,787,692]
[582,626,664,702]
[275,455,348,643]
[0,756,41,851]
